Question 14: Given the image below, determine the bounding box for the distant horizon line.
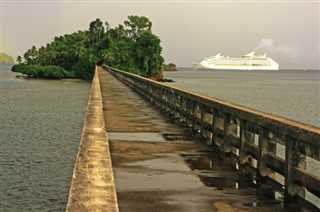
[1,63,319,71]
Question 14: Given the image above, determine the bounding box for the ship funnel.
[243,52,255,58]
[214,53,221,57]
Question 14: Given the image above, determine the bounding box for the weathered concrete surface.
[66,67,118,212]
[98,67,302,212]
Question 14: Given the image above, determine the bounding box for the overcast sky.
[1,1,319,69]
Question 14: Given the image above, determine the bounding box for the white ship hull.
[193,52,279,71]
[194,64,279,71]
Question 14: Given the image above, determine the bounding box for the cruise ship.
[193,52,279,70]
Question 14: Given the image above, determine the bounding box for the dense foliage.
[12,16,164,79]
[12,64,75,79]
[162,63,177,71]
[1,52,15,64]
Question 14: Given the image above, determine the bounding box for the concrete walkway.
[98,67,302,212]
[66,66,305,212]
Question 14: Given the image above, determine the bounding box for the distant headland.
[1,53,15,64]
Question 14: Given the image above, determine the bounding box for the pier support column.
[257,127,274,177]
[223,113,237,153]
[285,136,306,198]
[239,120,254,165]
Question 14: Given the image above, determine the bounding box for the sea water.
[0,64,91,211]
[164,68,320,127]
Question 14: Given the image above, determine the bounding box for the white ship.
[193,52,279,70]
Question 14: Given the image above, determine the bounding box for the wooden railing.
[103,65,320,209]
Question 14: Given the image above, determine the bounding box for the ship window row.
[209,59,271,65]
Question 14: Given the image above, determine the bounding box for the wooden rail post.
[192,102,197,132]
[285,136,306,197]
[257,127,272,177]
[173,94,178,119]
[167,90,170,112]
[170,91,175,117]
[200,105,212,139]
[200,104,205,136]
[186,100,195,128]
[156,88,162,109]
[223,113,233,153]
[161,89,166,111]
[179,96,185,124]
[185,99,190,127]
[212,109,222,146]
[239,120,254,165]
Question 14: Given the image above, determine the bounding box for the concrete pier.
[104,65,320,211]
[67,66,319,211]
[98,67,317,211]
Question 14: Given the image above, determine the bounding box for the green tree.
[124,15,152,40]
[23,50,31,64]
[135,31,163,76]
[101,50,114,66]
[108,24,127,40]
[42,65,65,79]
[89,18,104,44]
[74,43,86,60]
[105,21,110,32]
[47,50,57,65]
[23,46,38,64]
[16,55,22,64]
[31,46,38,59]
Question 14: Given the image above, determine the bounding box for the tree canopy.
[12,16,165,80]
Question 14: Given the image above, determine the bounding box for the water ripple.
[1,67,90,211]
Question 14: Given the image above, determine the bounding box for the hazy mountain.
[0,52,15,64]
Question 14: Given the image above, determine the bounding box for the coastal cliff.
[147,64,176,82]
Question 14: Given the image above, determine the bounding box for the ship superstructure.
[193,52,279,70]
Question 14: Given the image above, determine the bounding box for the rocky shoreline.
[148,66,176,82]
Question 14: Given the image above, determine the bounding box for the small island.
[162,63,177,72]
[0,52,15,64]
[12,16,173,81]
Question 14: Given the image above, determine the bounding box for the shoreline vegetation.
[11,16,176,81]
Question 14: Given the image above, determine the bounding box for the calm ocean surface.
[164,68,320,127]
[1,64,91,211]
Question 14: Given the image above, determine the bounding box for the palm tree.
[101,50,114,65]
[124,15,152,40]
[36,46,46,65]
[89,18,105,44]
[114,25,127,39]
[105,21,110,32]
[74,43,86,60]
[23,50,31,64]
[45,50,57,65]
[31,46,37,57]
[16,55,22,64]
